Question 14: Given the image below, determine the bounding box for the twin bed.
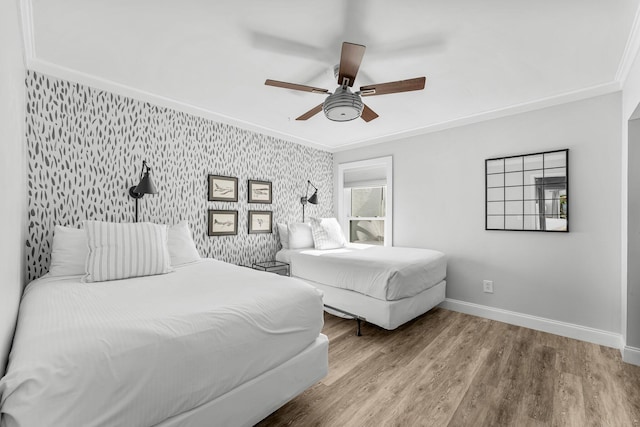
[0,219,446,426]
[277,243,447,331]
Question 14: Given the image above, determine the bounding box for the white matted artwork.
[249,210,273,234]
[208,175,238,202]
[208,210,238,236]
[248,180,272,204]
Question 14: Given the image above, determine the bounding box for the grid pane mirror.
[485,149,568,232]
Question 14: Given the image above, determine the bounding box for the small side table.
[252,260,290,277]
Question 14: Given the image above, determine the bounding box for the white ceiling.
[25,0,640,151]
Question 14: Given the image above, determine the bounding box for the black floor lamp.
[301,180,318,222]
[128,160,158,222]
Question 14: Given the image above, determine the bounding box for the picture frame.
[248,210,273,234]
[248,180,272,204]
[208,209,238,236]
[208,175,238,202]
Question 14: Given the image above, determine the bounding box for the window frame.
[345,186,386,245]
[337,156,393,246]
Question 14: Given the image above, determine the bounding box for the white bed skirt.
[303,279,446,330]
[156,334,329,427]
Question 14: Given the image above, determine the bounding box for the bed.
[276,243,447,331]
[0,227,328,427]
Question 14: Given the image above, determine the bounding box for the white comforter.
[0,259,324,427]
[276,244,446,301]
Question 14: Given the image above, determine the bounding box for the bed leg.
[324,304,365,337]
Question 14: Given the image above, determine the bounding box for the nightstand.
[252,260,290,277]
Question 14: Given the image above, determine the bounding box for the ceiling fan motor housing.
[323,86,364,122]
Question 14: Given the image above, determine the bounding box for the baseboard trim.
[440,298,622,349]
[623,346,640,366]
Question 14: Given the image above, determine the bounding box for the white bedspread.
[276,245,446,301]
[0,259,324,427]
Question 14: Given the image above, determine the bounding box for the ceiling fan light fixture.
[265,42,426,123]
[323,86,363,122]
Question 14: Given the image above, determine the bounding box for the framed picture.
[248,180,272,204]
[208,175,238,202]
[248,210,273,234]
[208,210,238,236]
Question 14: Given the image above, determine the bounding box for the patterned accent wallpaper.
[26,71,333,281]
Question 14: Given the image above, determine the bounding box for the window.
[337,156,393,246]
[346,186,386,245]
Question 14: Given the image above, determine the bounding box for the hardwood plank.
[521,344,557,423]
[470,321,518,388]
[448,381,499,427]
[552,372,586,427]
[258,309,640,427]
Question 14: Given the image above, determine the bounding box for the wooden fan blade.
[361,104,379,122]
[296,104,324,121]
[360,77,426,96]
[338,42,366,87]
[265,79,329,94]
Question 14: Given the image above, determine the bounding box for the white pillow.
[167,220,201,266]
[48,225,88,276]
[277,223,289,249]
[83,221,172,282]
[287,222,314,249]
[309,217,347,250]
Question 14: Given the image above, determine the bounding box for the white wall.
[0,0,26,375]
[623,45,640,354]
[334,93,622,336]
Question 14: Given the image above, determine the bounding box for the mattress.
[0,259,324,427]
[276,244,447,301]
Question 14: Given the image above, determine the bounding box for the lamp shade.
[308,190,318,205]
[134,171,158,195]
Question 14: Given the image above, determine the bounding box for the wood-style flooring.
[258,308,640,427]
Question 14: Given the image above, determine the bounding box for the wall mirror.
[486,149,568,232]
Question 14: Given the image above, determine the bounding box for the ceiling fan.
[265,42,426,123]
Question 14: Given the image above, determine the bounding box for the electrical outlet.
[483,280,494,293]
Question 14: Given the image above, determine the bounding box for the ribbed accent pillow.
[83,221,172,282]
[309,217,347,250]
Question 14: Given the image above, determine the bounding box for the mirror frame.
[485,149,569,232]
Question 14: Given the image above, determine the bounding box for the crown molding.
[616,4,640,85]
[18,0,35,61]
